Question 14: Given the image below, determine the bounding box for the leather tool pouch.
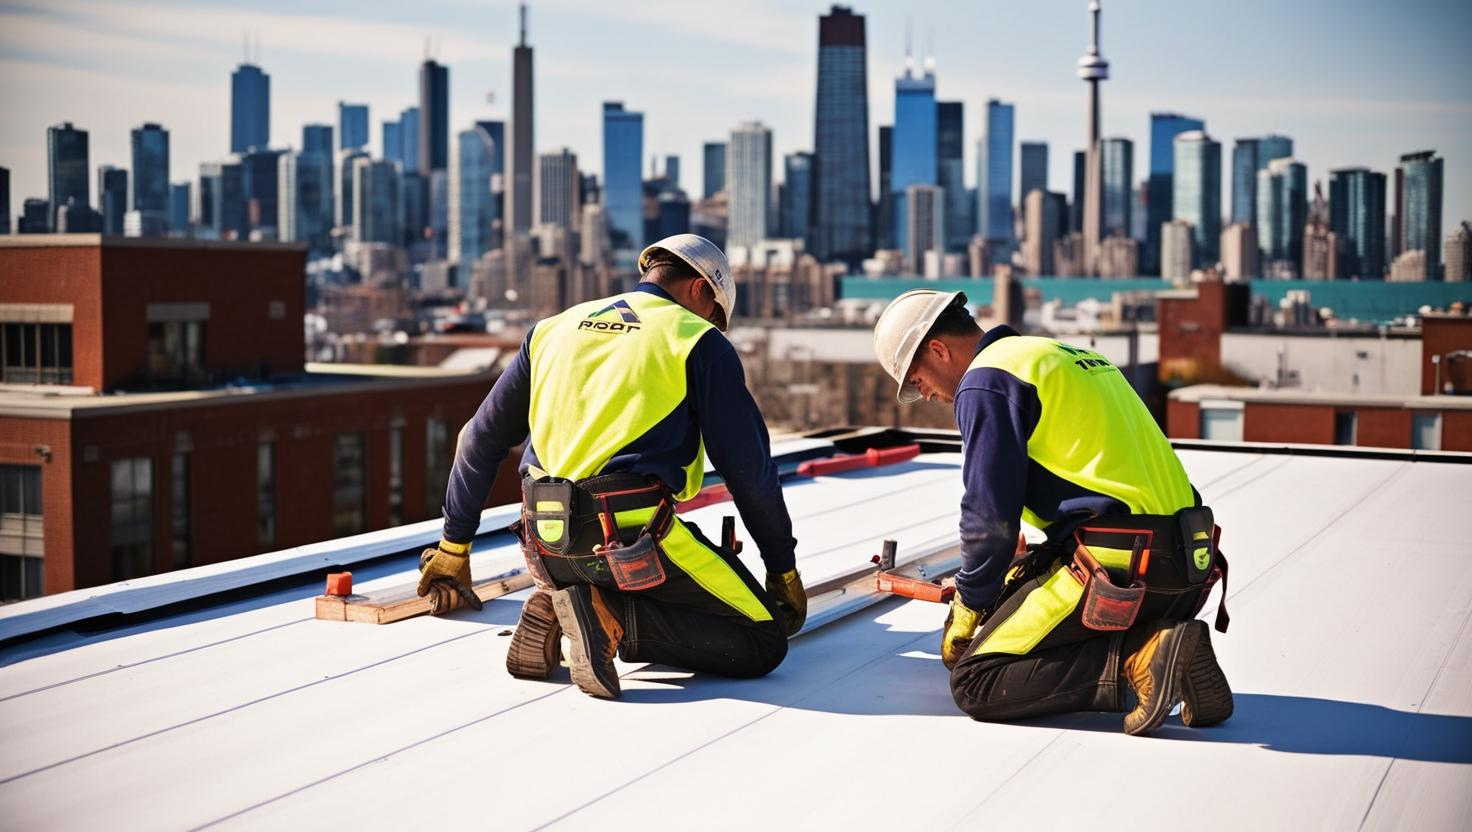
[595,502,674,592]
[1071,534,1147,632]
[1176,506,1216,585]
[523,477,577,555]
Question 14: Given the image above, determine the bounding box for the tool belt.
[1008,505,1231,634]
[514,472,677,593]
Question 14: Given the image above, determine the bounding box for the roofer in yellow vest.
[872,290,1234,735]
[418,234,807,700]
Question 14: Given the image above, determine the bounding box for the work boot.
[550,585,624,699]
[1180,620,1234,727]
[1121,619,1200,736]
[506,590,562,680]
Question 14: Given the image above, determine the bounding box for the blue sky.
[2,0,1469,239]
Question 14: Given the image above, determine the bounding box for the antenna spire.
[519,3,528,46]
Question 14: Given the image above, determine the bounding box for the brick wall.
[0,245,104,389]
[0,417,75,594]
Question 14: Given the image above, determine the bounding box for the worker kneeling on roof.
[419,234,806,700]
[873,290,1234,735]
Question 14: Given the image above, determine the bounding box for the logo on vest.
[580,299,642,334]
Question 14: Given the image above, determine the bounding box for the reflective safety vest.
[526,290,714,500]
[966,335,1196,531]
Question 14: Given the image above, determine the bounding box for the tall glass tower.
[1398,151,1443,281]
[230,64,270,154]
[1019,141,1048,204]
[781,152,813,244]
[418,60,449,174]
[702,142,726,198]
[978,99,1014,246]
[602,102,644,255]
[892,59,936,258]
[337,103,368,150]
[1145,112,1204,273]
[1328,167,1386,278]
[451,121,503,265]
[507,4,535,237]
[1172,131,1221,266]
[130,123,170,231]
[1256,157,1307,269]
[1100,137,1132,238]
[727,121,773,250]
[937,101,967,251]
[47,122,90,230]
[811,5,872,265]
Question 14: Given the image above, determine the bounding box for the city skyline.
[1,0,1469,239]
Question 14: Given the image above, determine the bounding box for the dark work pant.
[950,564,1201,722]
[538,518,788,679]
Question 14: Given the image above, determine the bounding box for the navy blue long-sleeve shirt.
[441,283,797,574]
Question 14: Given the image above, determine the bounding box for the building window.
[333,433,366,536]
[1411,413,1442,451]
[1334,411,1358,446]
[111,457,154,581]
[1199,404,1244,442]
[426,419,452,518]
[171,452,191,569]
[388,426,404,527]
[146,320,206,385]
[0,465,44,601]
[257,441,276,549]
[2,322,73,385]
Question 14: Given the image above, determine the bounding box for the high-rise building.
[877,125,894,249]
[904,184,944,275]
[338,102,368,150]
[168,182,190,236]
[241,149,284,236]
[47,122,89,231]
[230,64,270,154]
[727,121,773,251]
[1257,157,1307,273]
[335,149,368,229]
[399,108,421,174]
[1397,151,1444,281]
[382,120,402,167]
[1100,137,1132,238]
[98,166,128,235]
[780,152,813,244]
[353,158,401,245]
[507,4,535,237]
[130,123,170,235]
[418,60,449,175]
[1023,189,1066,276]
[1078,0,1109,275]
[302,124,333,155]
[1070,150,1085,233]
[1144,112,1204,273]
[811,5,872,265]
[1328,167,1387,278]
[602,102,644,255]
[1257,135,1293,169]
[1161,219,1195,279]
[1445,221,1471,282]
[702,142,726,198]
[1230,135,1292,231]
[1220,222,1259,280]
[19,199,50,234]
[450,121,503,266]
[1019,141,1048,205]
[536,148,579,231]
[937,101,967,251]
[279,150,333,255]
[1172,131,1221,267]
[199,160,245,239]
[0,167,10,234]
[664,155,680,190]
[892,54,937,256]
[977,99,1013,247]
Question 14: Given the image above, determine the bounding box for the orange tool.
[871,539,955,604]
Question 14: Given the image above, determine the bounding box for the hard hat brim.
[880,290,968,403]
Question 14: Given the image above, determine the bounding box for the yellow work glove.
[941,597,986,670]
[417,539,483,613]
[765,568,807,636]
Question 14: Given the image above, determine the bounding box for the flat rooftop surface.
[1,443,1470,830]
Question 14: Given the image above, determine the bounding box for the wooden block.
[314,570,535,625]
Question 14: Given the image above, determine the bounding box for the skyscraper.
[98,166,128,235]
[978,99,1014,247]
[302,124,333,155]
[1257,135,1293,169]
[602,102,644,255]
[199,160,245,239]
[727,121,773,250]
[702,142,726,198]
[1172,130,1221,267]
[536,148,579,230]
[892,52,936,256]
[168,182,190,236]
[338,103,368,150]
[877,125,893,250]
[418,60,449,175]
[781,152,813,244]
[811,5,872,265]
[129,123,170,236]
[335,149,368,229]
[1397,151,1444,281]
[450,121,503,266]
[279,150,332,255]
[507,4,535,237]
[1145,112,1204,273]
[1071,150,1085,233]
[1100,137,1132,238]
[664,155,680,190]
[352,158,401,245]
[904,184,944,275]
[937,101,967,251]
[1019,141,1048,203]
[1230,135,1292,230]
[0,167,10,235]
[1257,157,1307,273]
[47,122,89,230]
[399,108,421,174]
[1078,0,1109,275]
[1023,189,1066,276]
[1328,167,1386,278]
[230,64,270,154]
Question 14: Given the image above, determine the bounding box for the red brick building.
[1,236,515,600]
[1167,386,1472,451]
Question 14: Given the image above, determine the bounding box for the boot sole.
[551,589,621,700]
[1181,620,1234,727]
[506,591,561,680]
[1125,622,1199,737]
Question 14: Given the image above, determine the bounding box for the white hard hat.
[639,234,736,331]
[873,289,968,403]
